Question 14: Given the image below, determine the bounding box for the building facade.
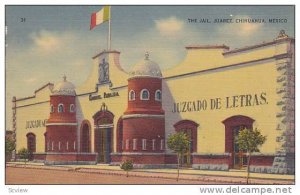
[11,31,295,174]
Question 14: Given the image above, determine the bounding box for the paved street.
[6,166,221,184]
[5,163,294,185]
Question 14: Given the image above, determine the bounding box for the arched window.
[222,115,255,169]
[155,90,162,101]
[129,90,135,101]
[50,104,54,113]
[26,133,36,153]
[174,120,199,153]
[174,120,198,166]
[80,121,91,153]
[140,89,150,100]
[70,104,75,112]
[58,103,64,113]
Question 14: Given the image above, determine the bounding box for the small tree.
[120,160,133,177]
[5,139,15,162]
[238,128,266,184]
[18,148,30,165]
[167,132,190,181]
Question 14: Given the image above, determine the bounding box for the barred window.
[126,139,130,150]
[129,90,135,101]
[133,139,137,150]
[58,104,64,113]
[140,89,150,100]
[50,104,54,113]
[70,104,75,112]
[152,139,156,150]
[142,139,147,150]
[155,90,162,101]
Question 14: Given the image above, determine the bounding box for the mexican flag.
[90,6,110,30]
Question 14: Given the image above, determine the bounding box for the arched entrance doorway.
[93,103,114,163]
[174,120,198,167]
[80,120,91,153]
[222,115,255,169]
[26,133,36,160]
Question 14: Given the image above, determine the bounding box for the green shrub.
[120,160,133,177]
[18,148,30,164]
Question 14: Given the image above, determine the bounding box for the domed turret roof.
[129,52,162,78]
[52,75,76,96]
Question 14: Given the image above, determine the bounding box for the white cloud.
[6,30,94,99]
[155,16,184,36]
[29,30,76,55]
[30,30,61,54]
[117,17,207,71]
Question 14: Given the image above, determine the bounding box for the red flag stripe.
[90,13,96,30]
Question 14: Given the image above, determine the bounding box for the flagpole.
[108,6,111,51]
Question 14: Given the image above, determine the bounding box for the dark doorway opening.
[26,133,36,160]
[222,115,254,169]
[174,120,198,167]
[93,104,114,164]
[81,121,91,153]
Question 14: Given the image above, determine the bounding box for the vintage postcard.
[5,5,295,189]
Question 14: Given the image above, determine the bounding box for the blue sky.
[5,5,294,129]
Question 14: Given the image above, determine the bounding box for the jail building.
[11,31,294,174]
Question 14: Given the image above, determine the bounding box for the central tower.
[116,53,166,167]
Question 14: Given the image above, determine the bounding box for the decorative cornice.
[15,95,36,102]
[192,152,231,156]
[92,50,120,59]
[94,124,114,129]
[122,114,165,119]
[111,152,165,156]
[46,152,98,155]
[46,123,78,126]
[35,82,54,94]
[186,45,229,50]
[16,100,49,108]
[128,75,162,80]
[16,82,53,102]
[251,153,277,156]
[191,152,277,157]
[223,37,294,55]
[164,53,289,80]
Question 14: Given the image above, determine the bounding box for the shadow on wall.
[75,97,85,153]
[162,79,183,151]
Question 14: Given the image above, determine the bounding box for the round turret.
[120,53,165,156]
[125,53,164,115]
[46,75,78,155]
[52,75,76,96]
[129,52,162,78]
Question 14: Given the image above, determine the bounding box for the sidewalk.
[6,162,294,184]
